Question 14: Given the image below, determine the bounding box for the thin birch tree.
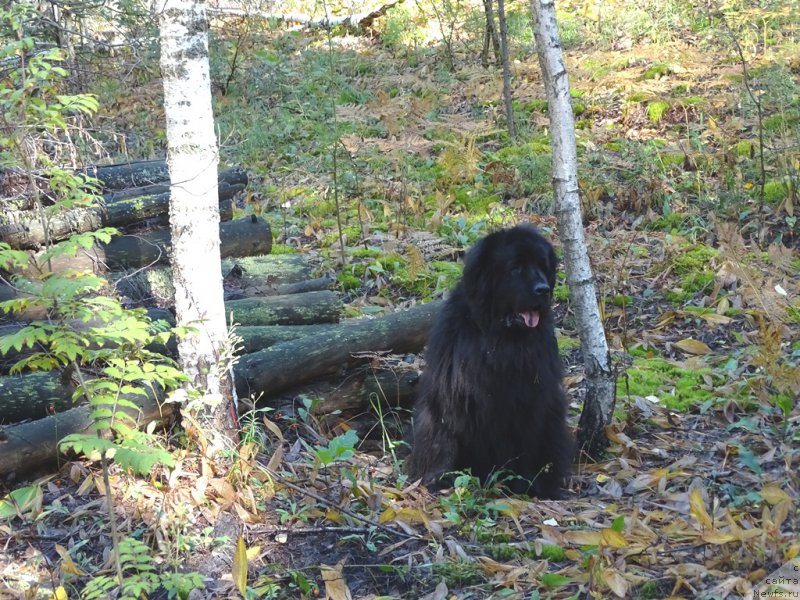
[159,0,238,455]
[530,0,616,456]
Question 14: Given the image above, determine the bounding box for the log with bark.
[96,216,272,270]
[0,389,171,479]
[0,188,241,249]
[0,370,76,424]
[7,217,271,278]
[101,167,247,200]
[0,293,340,376]
[0,167,247,249]
[226,291,342,326]
[79,161,247,192]
[0,302,439,422]
[208,0,405,31]
[113,255,332,304]
[236,301,440,399]
[299,366,419,417]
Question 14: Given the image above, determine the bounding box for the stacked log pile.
[0,160,438,477]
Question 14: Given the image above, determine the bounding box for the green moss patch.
[620,356,722,410]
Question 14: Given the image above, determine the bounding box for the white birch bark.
[530,0,616,456]
[159,0,238,451]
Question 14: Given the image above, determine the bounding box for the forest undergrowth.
[1,0,798,598]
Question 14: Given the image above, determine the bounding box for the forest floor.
[1,1,800,599]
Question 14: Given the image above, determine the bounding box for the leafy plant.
[0,6,185,594]
[311,429,359,467]
[82,537,204,600]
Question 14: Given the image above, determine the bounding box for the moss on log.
[99,216,272,270]
[0,389,170,478]
[0,371,75,424]
[226,291,342,326]
[235,301,440,399]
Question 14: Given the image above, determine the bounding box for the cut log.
[222,254,315,286]
[6,218,271,282]
[306,366,419,416]
[97,216,272,270]
[235,301,440,399]
[226,291,342,326]
[79,161,247,192]
[0,281,18,303]
[0,303,438,425]
[0,187,243,249]
[112,254,331,305]
[237,323,338,353]
[208,0,405,30]
[102,167,247,201]
[0,371,76,424]
[0,389,171,478]
[234,276,334,298]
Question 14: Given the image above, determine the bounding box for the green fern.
[82,537,205,599]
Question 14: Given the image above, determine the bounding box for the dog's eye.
[510,266,522,276]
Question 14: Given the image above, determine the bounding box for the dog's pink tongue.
[520,310,540,328]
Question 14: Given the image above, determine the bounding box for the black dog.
[407,224,573,498]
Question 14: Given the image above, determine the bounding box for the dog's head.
[461,224,558,332]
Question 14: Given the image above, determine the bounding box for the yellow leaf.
[246,544,261,561]
[564,530,603,546]
[675,338,711,355]
[262,416,285,472]
[786,543,799,560]
[689,488,713,529]
[707,116,717,130]
[701,529,737,544]
[232,536,248,595]
[53,586,69,600]
[55,544,85,576]
[698,313,731,325]
[325,508,344,524]
[379,507,397,524]
[394,507,428,524]
[601,528,628,548]
[321,560,353,600]
[602,566,629,597]
[760,485,791,506]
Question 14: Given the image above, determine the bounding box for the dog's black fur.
[407,224,573,498]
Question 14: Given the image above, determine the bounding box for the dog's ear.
[546,241,557,291]
[461,235,496,318]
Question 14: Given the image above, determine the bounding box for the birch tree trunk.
[160,0,238,454]
[530,0,616,457]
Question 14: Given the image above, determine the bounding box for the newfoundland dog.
[407,224,573,498]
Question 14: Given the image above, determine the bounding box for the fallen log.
[235,301,440,399]
[222,254,316,286]
[0,303,438,421]
[97,216,272,270]
[208,0,404,30]
[79,161,247,192]
[236,275,334,297]
[113,258,332,304]
[237,323,338,353]
[4,218,272,291]
[304,366,419,416]
[102,167,247,201]
[0,186,243,249]
[0,370,75,424]
[226,291,342,326]
[0,388,171,479]
[1,319,335,377]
